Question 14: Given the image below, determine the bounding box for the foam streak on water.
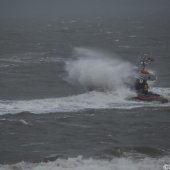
[0,87,169,115]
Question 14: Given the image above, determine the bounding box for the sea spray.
[65,48,136,95]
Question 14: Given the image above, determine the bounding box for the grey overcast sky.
[0,0,170,18]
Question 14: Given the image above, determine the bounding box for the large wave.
[65,48,136,94]
[0,156,169,170]
[0,48,170,115]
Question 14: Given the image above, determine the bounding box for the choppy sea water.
[0,16,170,170]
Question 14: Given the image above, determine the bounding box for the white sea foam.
[151,87,170,98]
[0,87,169,115]
[0,118,29,125]
[0,91,134,115]
[0,156,169,170]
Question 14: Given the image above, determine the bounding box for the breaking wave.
[0,156,170,170]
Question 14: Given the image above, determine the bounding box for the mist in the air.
[65,48,136,98]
